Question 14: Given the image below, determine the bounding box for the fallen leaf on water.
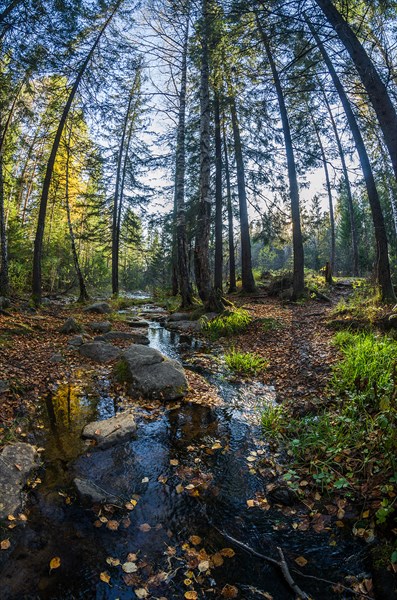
[295,556,308,567]
[158,475,168,484]
[49,556,61,571]
[106,520,119,531]
[125,501,136,510]
[184,592,198,600]
[141,477,149,483]
[139,523,151,532]
[184,578,193,586]
[135,588,148,598]
[211,552,224,567]
[127,552,138,562]
[100,571,111,584]
[176,484,184,494]
[18,513,27,521]
[246,456,256,463]
[7,515,16,521]
[14,463,22,471]
[212,442,222,450]
[246,499,255,508]
[106,557,120,567]
[189,535,202,546]
[0,539,11,550]
[198,560,210,572]
[122,561,138,573]
[221,584,238,598]
[170,459,179,466]
[220,548,235,558]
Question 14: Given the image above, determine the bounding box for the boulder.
[95,331,149,345]
[126,318,150,328]
[166,321,201,333]
[49,353,64,363]
[82,411,136,449]
[117,344,188,401]
[74,477,121,505]
[87,321,112,333]
[60,317,82,334]
[0,296,10,309]
[79,341,120,363]
[83,302,111,314]
[68,335,85,347]
[0,443,39,518]
[167,312,192,322]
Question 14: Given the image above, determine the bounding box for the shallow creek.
[0,307,374,599]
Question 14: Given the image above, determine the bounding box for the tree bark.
[174,15,193,307]
[311,114,335,276]
[314,0,397,183]
[214,92,223,292]
[0,138,8,296]
[307,16,395,302]
[222,122,237,293]
[65,127,89,302]
[257,15,305,299]
[194,0,212,303]
[32,0,122,305]
[322,90,359,276]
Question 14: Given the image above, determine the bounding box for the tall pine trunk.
[0,141,8,296]
[65,127,89,302]
[222,123,236,293]
[194,0,211,303]
[322,90,359,276]
[307,17,395,303]
[214,93,223,292]
[257,16,305,298]
[174,15,193,307]
[314,0,397,183]
[32,0,122,305]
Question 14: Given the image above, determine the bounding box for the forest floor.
[0,288,396,598]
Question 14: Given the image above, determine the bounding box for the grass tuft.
[201,308,252,340]
[225,349,268,376]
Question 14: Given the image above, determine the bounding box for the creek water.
[0,308,374,599]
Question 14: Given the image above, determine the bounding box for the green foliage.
[225,349,268,376]
[260,317,283,332]
[332,280,384,322]
[201,308,252,340]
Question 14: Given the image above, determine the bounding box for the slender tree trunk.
[214,93,223,292]
[322,90,359,275]
[223,123,236,293]
[194,0,212,303]
[32,0,122,305]
[257,16,304,298]
[174,16,193,307]
[65,128,89,302]
[311,115,335,277]
[314,0,397,182]
[307,17,396,302]
[0,139,8,296]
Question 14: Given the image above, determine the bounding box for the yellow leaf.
[170,459,179,466]
[212,442,222,450]
[106,557,120,567]
[135,589,148,599]
[0,539,11,550]
[221,584,239,598]
[184,592,198,600]
[106,520,119,531]
[294,556,308,567]
[184,579,193,586]
[220,548,235,558]
[49,556,61,571]
[7,515,16,521]
[198,560,210,572]
[100,571,111,584]
[189,535,202,546]
[139,523,151,532]
[362,510,370,519]
[176,484,184,494]
[211,553,224,567]
[246,499,255,508]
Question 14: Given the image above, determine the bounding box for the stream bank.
[0,297,391,598]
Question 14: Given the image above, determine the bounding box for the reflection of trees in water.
[167,405,218,444]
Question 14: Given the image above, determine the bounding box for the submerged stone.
[0,443,39,518]
[74,477,121,504]
[82,411,136,449]
[95,331,149,344]
[116,344,188,401]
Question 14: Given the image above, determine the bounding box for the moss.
[113,359,130,383]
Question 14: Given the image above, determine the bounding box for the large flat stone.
[95,331,149,344]
[0,443,39,518]
[82,411,136,449]
[83,302,111,314]
[79,341,120,362]
[117,345,188,401]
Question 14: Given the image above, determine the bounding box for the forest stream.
[0,303,378,600]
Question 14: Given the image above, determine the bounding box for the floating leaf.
[221,584,238,598]
[246,456,256,463]
[122,561,138,573]
[141,477,149,483]
[198,560,210,572]
[189,535,202,546]
[0,539,11,550]
[106,520,119,531]
[212,442,222,450]
[246,499,255,508]
[135,589,148,599]
[139,523,151,532]
[170,459,179,466]
[220,548,235,558]
[106,557,120,567]
[211,553,224,567]
[127,552,138,562]
[49,556,61,571]
[176,484,184,494]
[184,578,193,586]
[184,592,198,600]
[294,556,308,567]
[100,571,111,584]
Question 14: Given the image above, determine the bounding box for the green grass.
[260,317,283,332]
[331,280,385,323]
[225,349,268,376]
[201,308,252,340]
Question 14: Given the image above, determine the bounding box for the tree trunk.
[32,0,122,305]
[307,16,396,303]
[311,115,335,276]
[174,15,193,307]
[65,127,89,302]
[222,122,236,293]
[257,15,305,299]
[322,90,359,276]
[194,0,212,303]
[314,0,397,183]
[0,140,8,296]
[214,93,223,293]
